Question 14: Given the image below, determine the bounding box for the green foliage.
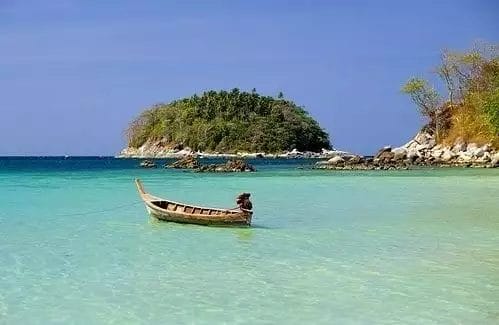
[401,78,441,119]
[482,87,499,133]
[480,58,499,133]
[126,89,331,153]
[402,43,499,147]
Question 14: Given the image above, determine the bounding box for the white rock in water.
[321,148,336,155]
[322,149,358,159]
[328,156,345,165]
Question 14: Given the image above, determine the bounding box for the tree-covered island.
[124,89,331,154]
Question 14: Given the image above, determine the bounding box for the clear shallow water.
[1,158,498,324]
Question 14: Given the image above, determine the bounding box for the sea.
[0,157,498,324]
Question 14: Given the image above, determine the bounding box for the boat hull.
[136,179,252,227]
[145,203,252,226]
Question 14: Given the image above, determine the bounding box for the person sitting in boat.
[236,193,252,210]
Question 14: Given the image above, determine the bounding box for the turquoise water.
[1,158,498,324]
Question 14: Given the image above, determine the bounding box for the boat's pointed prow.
[135,179,146,195]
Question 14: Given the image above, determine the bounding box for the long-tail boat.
[135,179,253,227]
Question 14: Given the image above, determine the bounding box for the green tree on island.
[126,89,331,153]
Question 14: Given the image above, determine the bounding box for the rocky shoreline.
[118,139,350,160]
[140,156,256,172]
[316,132,499,170]
[122,132,498,170]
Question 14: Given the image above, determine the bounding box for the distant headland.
[318,43,499,169]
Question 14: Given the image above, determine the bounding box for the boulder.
[167,155,200,169]
[225,159,256,172]
[413,131,433,145]
[376,150,395,162]
[198,159,256,172]
[477,151,491,163]
[328,156,345,165]
[139,160,156,168]
[284,148,303,157]
[407,149,420,161]
[441,150,456,162]
[466,143,478,152]
[119,147,139,157]
[433,144,443,151]
[431,149,443,159]
[452,143,467,153]
[392,147,407,161]
[375,146,393,161]
[469,144,490,158]
[473,147,485,158]
[416,143,430,152]
[457,152,473,162]
[347,155,363,165]
[321,149,359,159]
[491,152,499,167]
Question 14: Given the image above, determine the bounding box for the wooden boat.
[135,179,253,227]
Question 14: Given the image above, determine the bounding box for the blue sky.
[1,0,498,155]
